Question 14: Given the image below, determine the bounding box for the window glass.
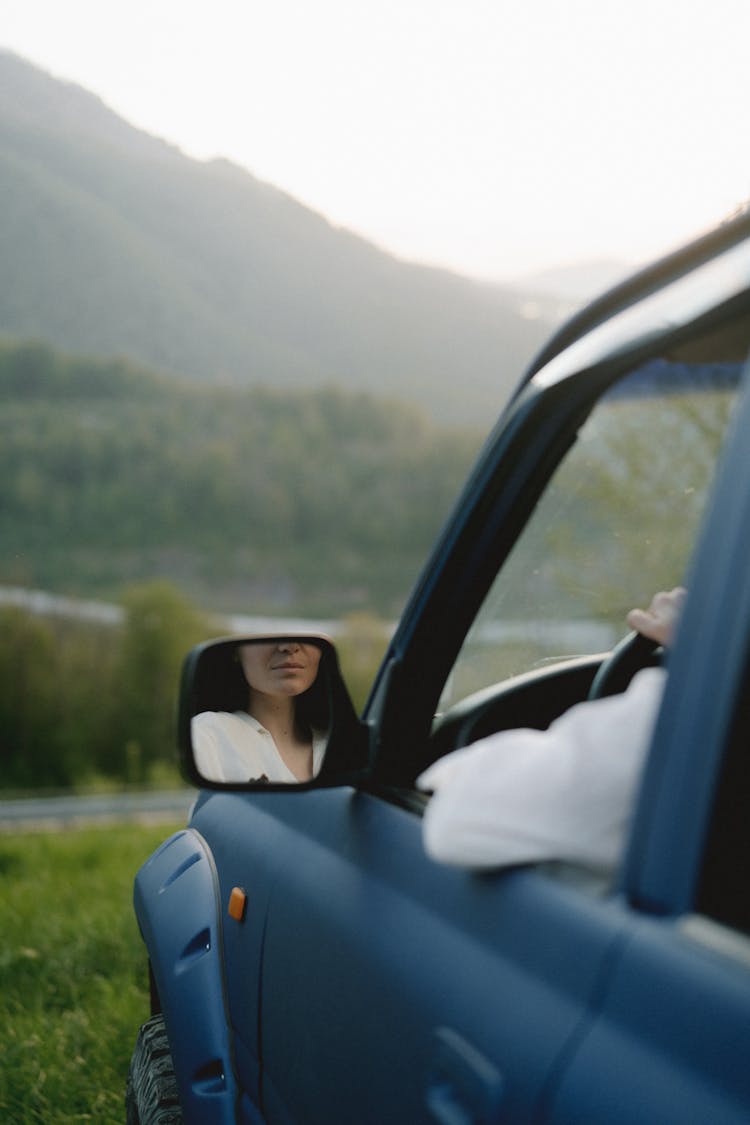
[439,357,742,714]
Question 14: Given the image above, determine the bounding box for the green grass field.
[0,822,183,1124]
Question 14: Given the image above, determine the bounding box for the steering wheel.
[587,631,662,701]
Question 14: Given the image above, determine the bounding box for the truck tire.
[125,1013,183,1125]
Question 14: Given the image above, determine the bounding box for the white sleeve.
[192,713,227,781]
[418,667,665,871]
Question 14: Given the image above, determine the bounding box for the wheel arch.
[133,827,238,1125]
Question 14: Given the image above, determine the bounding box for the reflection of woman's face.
[238,640,322,699]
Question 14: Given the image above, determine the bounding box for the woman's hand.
[626,586,687,647]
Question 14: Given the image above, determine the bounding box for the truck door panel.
[546,915,750,1123]
[190,792,306,1109]
[257,787,628,1125]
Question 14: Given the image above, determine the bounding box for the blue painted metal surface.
[133,828,240,1125]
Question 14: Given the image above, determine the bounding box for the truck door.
[545,363,750,1123]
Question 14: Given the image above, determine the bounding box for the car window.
[438,354,743,716]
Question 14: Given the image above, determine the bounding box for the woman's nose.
[277,640,300,653]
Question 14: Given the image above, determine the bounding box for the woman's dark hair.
[294,644,333,733]
[193,638,332,732]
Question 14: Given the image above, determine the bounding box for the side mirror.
[178,633,367,788]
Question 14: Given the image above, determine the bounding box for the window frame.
[621,321,750,920]
[438,358,740,717]
[365,286,750,790]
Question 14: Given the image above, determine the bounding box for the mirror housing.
[178,633,367,789]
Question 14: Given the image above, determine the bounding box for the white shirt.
[192,710,328,783]
[418,667,666,872]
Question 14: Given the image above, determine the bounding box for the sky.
[2,0,749,284]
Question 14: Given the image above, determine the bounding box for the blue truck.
[126,210,750,1124]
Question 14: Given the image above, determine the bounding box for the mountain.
[0,339,483,616]
[511,259,637,322]
[0,51,553,424]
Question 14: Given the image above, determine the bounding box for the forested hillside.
[0,341,484,616]
[0,50,551,424]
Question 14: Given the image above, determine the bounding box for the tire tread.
[125,1013,183,1125]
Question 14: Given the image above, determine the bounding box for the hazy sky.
[3,0,749,282]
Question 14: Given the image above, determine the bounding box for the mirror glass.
[186,635,337,785]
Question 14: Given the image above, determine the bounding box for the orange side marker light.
[228,887,247,923]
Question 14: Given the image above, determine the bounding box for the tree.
[0,609,59,787]
[111,582,213,783]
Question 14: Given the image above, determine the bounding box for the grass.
[0,822,184,1124]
